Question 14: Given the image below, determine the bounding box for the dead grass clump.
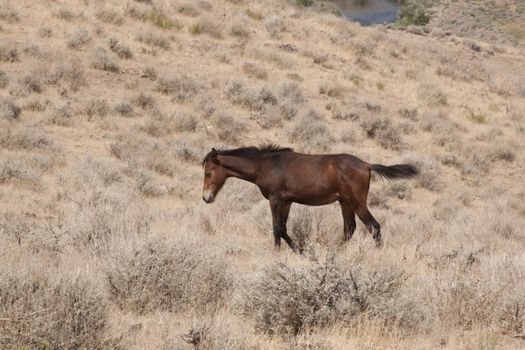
[114,100,133,116]
[0,43,18,62]
[225,80,277,111]
[147,11,180,30]
[0,269,114,349]
[0,97,21,121]
[109,38,133,59]
[189,18,223,38]
[264,15,285,38]
[242,259,406,337]
[289,109,333,151]
[242,62,268,80]
[106,238,230,314]
[303,49,328,65]
[96,7,124,25]
[156,75,202,102]
[0,70,8,88]
[136,29,171,49]
[90,48,119,72]
[210,112,246,143]
[141,66,157,80]
[319,80,349,99]
[83,97,110,120]
[278,81,305,104]
[133,91,156,109]
[66,28,91,49]
[360,116,403,150]
[402,153,441,191]
[417,83,448,106]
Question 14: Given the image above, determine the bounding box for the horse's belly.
[292,193,340,206]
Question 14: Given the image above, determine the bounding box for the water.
[329,0,400,26]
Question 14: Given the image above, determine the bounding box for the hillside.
[1,0,525,348]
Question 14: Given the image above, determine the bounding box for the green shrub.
[397,0,430,27]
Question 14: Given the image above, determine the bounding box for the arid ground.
[1,0,524,349]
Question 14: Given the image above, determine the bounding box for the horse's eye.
[205,172,211,177]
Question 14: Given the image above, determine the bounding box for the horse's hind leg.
[269,198,298,253]
[340,201,356,242]
[356,206,382,247]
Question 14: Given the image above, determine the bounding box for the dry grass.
[1,0,525,348]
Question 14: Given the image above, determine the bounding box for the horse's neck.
[220,155,259,182]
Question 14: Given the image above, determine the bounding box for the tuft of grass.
[242,62,267,80]
[189,18,223,38]
[361,116,404,150]
[83,98,110,120]
[156,76,202,103]
[417,83,448,106]
[397,0,430,27]
[264,15,285,38]
[402,153,442,191]
[0,70,9,89]
[114,100,133,116]
[48,102,74,126]
[289,109,333,151]
[133,92,156,110]
[225,79,277,111]
[147,11,180,30]
[176,3,201,17]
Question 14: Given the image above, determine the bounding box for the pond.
[329,0,401,26]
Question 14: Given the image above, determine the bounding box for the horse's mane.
[202,144,293,165]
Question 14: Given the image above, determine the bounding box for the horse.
[201,144,418,252]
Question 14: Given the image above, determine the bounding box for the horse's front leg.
[269,198,298,253]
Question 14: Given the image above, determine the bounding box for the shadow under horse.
[202,144,418,252]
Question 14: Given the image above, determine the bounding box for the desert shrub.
[126,2,151,20]
[96,7,124,25]
[0,70,8,88]
[225,79,277,111]
[176,3,201,17]
[189,17,223,38]
[417,83,447,106]
[109,38,133,59]
[136,29,171,49]
[397,0,430,27]
[0,154,42,186]
[230,16,251,38]
[385,181,412,200]
[53,6,77,21]
[156,75,202,102]
[114,100,133,116]
[295,0,314,6]
[289,109,333,151]
[110,134,178,177]
[83,97,110,119]
[48,102,74,126]
[0,43,18,62]
[106,238,230,314]
[66,27,91,49]
[278,81,305,104]
[402,153,441,191]
[47,59,86,91]
[147,10,179,29]
[0,126,53,151]
[360,116,403,150]
[264,15,284,38]
[0,269,114,349]
[242,62,268,79]
[243,259,406,337]
[90,48,119,72]
[303,49,329,65]
[19,73,43,93]
[319,80,348,99]
[133,91,156,109]
[0,97,21,121]
[210,112,245,143]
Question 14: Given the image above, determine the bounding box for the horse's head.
[202,148,227,203]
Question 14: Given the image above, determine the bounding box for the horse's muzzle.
[202,191,215,203]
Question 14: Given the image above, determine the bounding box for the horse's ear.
[211,148,220,165]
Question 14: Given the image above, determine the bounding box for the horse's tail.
[370,163,418,180]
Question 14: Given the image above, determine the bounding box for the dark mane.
[202,144,293,165]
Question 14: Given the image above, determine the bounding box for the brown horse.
[202,145,418,252]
